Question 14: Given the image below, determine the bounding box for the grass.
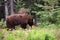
[0,23,60,40]
[0,27,57,40]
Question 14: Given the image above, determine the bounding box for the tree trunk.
[10,0,14,14]
[4,0,8,20]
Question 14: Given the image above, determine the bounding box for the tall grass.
[0,29,4,40]
[25,28,55,40]
[0,28,55,40]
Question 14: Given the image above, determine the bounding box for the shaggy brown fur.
[6,13,34,30]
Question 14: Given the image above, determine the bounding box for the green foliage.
[4,29,24,40]
[0,19,6,28]
[0,31,4,40]
[0,26,59,40]
[14,0,25,12]
[13,30,24,37]
[34,3,43,8]
[25,28,55,40]
[36,7,60,24]
[5,34,15,40]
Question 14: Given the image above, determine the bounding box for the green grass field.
[0,25,60,40]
